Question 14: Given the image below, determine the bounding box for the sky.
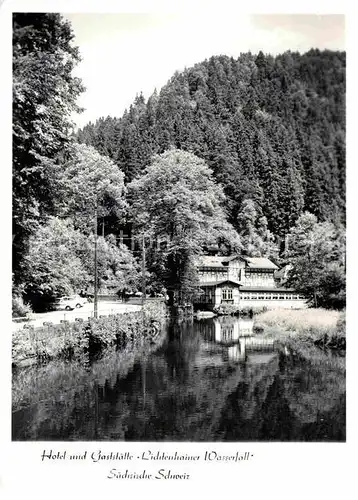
[64,13,345,128]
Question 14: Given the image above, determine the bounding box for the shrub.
[12,301,167,366]
[213,303,239,316]
[12,295,32,318]
[336,311,346,336]
[212,304,268,316]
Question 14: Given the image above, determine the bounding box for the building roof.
[196,255,278,269]
[196,256,232,267]
[198,279,243,287]
[241,257,279,270]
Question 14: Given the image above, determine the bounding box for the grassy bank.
[12,301,167,366]
[254,308,345,350]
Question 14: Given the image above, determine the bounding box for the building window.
[222,288,233,301]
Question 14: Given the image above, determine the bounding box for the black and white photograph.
[10,8,347,446]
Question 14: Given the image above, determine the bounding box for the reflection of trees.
[279,348,346,440]
[12,319,346,441]
[216,355,283,440]
[12,335,167,440]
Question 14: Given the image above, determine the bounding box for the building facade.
[195,255,306,310]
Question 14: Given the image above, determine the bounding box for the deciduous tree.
[13,14,84,284]
[285,212,345,309]
[56,143,127,234]
[129,149,240,305]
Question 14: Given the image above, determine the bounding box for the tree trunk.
[313,289,318,308]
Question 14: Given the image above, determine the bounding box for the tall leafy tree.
[23,218,90,310]
[285,212,345,309]
[236,199,278,259]
[13,13,84,284]
[81,235,142,297]
[22,217,141,310]
[56,143,126,234]
[129,149,240,306]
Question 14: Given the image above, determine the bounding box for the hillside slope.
[77,50,346,238]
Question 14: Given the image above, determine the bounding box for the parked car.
[53,295,87,311]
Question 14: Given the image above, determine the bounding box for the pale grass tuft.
[258,308,340,332]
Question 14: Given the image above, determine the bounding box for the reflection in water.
[12,317,345,441]
[198,316,254,344]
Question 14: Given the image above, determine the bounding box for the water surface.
[12,316,345,441]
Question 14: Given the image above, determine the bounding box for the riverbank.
[254,308,345,350]
[12,301,167,367]
[12,301,142,332]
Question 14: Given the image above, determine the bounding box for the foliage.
[212,304,268,316]
[13,13,84,284]
[12,295,32,318]
[56,143,127,234]
[236,199,278,259]
[129,149,240,304]
[23,217,90,310]
[285,212,346,308]
[142,300,168,322]
[212,303,240,316]
[78,50,345,240]
[95,236,141,293]
[22,217,141,309]
[12,302,166,365]
[13,23,346,314]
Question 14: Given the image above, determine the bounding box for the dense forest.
[77,50,346,239]
[12,13,346,312]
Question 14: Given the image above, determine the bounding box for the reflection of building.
[227,344,246,361]
[196,316,278,365]
[213,317,253,344]
[195,255,306,309]
[227,345,277,363]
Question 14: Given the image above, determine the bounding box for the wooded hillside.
[12,14,346,312]
[77,50,346,240]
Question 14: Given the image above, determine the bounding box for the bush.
[336,311,346,335]
[12,302,167,366]
[12,295,32,318]
[213,303,239,316]
[212,304,268,316]
[142,300,168,322]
